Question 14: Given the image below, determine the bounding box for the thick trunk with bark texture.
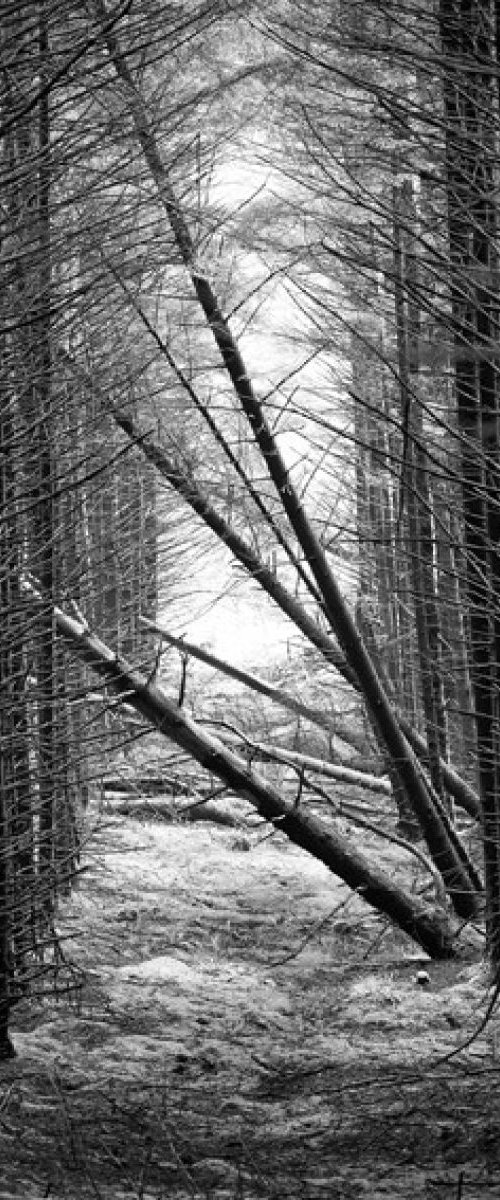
[440,0,500,961]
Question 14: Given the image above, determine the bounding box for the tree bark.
[440,0,500,961]
[35,4,57,906]
[393,178,450,804]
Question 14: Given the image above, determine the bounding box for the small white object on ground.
[416,970,430,987]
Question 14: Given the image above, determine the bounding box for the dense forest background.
[1,2,500,1190]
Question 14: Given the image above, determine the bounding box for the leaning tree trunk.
[35,594,455,960]
[92,4,481,918]
[440,0,500,963]
[116,404,483,836]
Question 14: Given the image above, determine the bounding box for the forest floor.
[1,783,500,1200]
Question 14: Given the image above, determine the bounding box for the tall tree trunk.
[393,178,450,804]
[33,5,56,911]
[352,331,421,839]
[440,0,500,962]
[355,600,421,841]
[436,504,477,783]
[0,405,14,1058]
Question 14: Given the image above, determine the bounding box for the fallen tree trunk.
[140,616,368,755]
[224,739,393,796]
[107,795,240,828]
[104,776,193,796]
[45,597,455,958]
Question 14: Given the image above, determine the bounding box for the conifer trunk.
[440,0,500,962]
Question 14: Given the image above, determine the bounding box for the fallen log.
[225,739,393,796]
[140,616,368,755]
[104,775,193,796]
[107,796,240,827]
[45,598,455,958]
